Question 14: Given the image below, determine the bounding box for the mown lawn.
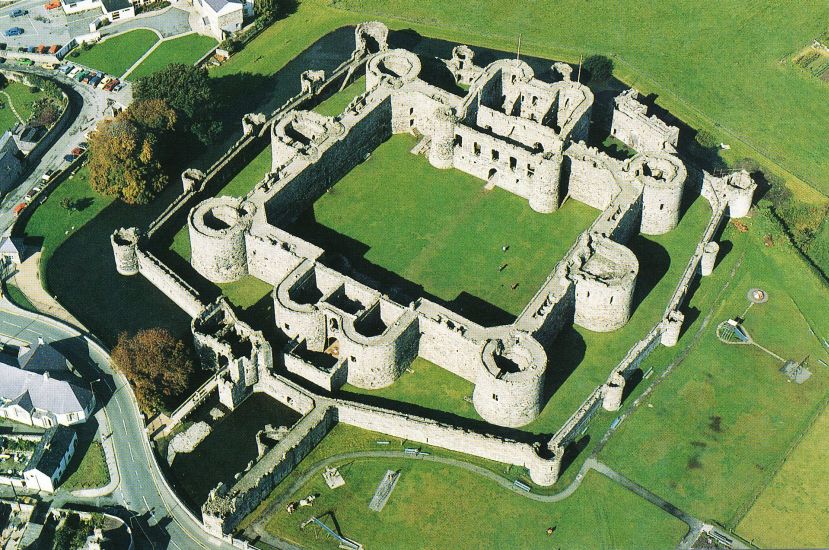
[736,402,829,548]
[22,166,114,271]
[250,424,687,550]
[0,81,47,131]
[71,29,159,76]
[600,222,829,529]
[61,441,110,490]
[129,33,218,80]
[287,133,598,322]
[313,76,365,116]
[4,282,36,312]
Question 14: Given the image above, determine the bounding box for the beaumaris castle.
[110,22,755,538]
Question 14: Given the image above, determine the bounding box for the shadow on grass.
[287,209,516,327]
[559,434,590,477]
[629,236,671,316]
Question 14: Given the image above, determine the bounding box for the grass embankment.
[61,441,110,491]
[600,218,829,530]
[242,424,688,549]
[129,34,218,80]
[0,81,47,132]
[71,29,160,76]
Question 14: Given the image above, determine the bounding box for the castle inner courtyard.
[285,133,599,324]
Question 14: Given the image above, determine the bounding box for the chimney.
[42,371,49,381]
[37,337,44,345]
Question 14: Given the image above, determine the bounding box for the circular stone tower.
[472,331,547,428]
[628,153,687,235]
[724,170,756,218]
[700,241,719,276]
[188,197,256,283]
[428,106,457,170]
[528,155,562,214]
[573,236,639,333]
[366,48,421,90]
[602,372,625,412]
[110,227,141,276]
[661,310,684,347]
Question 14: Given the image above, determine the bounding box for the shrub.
[695,129,718,149]
[583,54,613,83]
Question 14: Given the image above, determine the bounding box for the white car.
[68,67,81,78]
[41,170,56,182]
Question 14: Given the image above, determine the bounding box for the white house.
[0,236,25,266]
[0,340,95,428]
[22,426,78,493]
[194,0,251,40]
[61,0,135,23]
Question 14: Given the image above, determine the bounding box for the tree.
[253,0,278,21]
[87,99,176,204]
[583,54,613,83]
[111,328,195,413]
[134,64,221,145]
[695,129,718,149]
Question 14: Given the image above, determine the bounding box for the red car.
[71,146,86,157]
[45,0,61,9]
[13,202,26,216]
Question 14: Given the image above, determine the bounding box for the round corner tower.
[661,309,684,347]
[189,196,256,283]
[428,106,457,170]
[572,236,639,332]
[602,372,625,412]
[472,331,547,428]
[724,170,756,218]
[110,227,141,276]
[628,153,687,235]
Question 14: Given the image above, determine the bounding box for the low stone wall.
[202,405,336,537]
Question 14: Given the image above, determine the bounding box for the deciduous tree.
[111,328,195,413]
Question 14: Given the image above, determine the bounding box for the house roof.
[25,425,76,474]
[18,339,68,374]
[0,237,24,257]
[203,0,242,15]
[100,0,131,12]
[0,363,92,416]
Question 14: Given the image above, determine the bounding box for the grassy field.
[736,402,829,547]
[61,441,110,490]
[22,166,114,273]
[288,133,598,322]
[314,76,365,116]
[71,29,159,76]
[599,221,829,529]
[247,425,687,549]
[129,34,218,81]
[0,81,47,132]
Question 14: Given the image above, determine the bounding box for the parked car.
[71,146,85,156]
[42,170,56,182]
[97,76,111,89]
[45,0,61,9]
[75,70,88,81]
[10,9,28,17]
[68,67,81,78]
[0,43,7,51]
[18,58,33,66]
[63,154,76,162]
[40,62,57,70]
[12,202,26,216]
[23,189,38,202]
[35,45,46,54]
[112,82,125,92]
[48,44,59,54]
[4,28,24,37]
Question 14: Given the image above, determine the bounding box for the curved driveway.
[0,300,233,549]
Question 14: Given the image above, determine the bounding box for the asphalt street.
[0,301,234,549]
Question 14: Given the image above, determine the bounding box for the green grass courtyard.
[128,33,218,81]
[0,80,48,132]
[70,29,160,77]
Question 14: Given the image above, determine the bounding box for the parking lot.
[0,0,78,50]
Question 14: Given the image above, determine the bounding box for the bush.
[695,129,718,149]
[583,54,613,83]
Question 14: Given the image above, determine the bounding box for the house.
[0,339,95,428]
[194,0,251,40]
[0,236,25,266]
[11,124,44,154]
[60,0,135,22]
[22,426,78,492]
[0,132,24,192]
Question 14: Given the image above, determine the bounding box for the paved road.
[0,64,128,235]
[0,301,234,549]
